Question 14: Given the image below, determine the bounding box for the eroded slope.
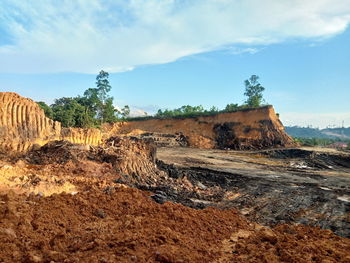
[0,92,61,152]
[105,106,294,150]
[0,92,102,152]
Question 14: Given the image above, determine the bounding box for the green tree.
[37,70,118,128]
[244,75,265,107]
[102,98,118,123]
[224,103,239,112]
[96,70,112,104]
[83,70,117,124]
[37,101,54,119]
[209,106,219,113]
[115,105,131,120]
[51,98,81,127]
[121,105,130,118]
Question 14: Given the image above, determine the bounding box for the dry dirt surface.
[0,139,350,262]
[157,147,350,238]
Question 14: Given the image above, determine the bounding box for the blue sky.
[0,0,350,128]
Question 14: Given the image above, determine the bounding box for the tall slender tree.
[244,75,265,107]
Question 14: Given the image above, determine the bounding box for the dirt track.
[0,142,350,262]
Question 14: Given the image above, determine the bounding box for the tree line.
[38,73,267,127]
[153,74,266,119]
[37,71,130,128]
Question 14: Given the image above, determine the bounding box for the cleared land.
[156,147,350,238]
[0,142,350,262]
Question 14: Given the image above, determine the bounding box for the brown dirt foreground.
[1,186,350,263]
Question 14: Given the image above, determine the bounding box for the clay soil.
[1,143,350,262]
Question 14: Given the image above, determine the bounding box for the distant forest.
[285,126,350,140]
[285,126,350,148]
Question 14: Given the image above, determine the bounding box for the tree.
[96,70,112,104]
[102,98,118,123]
[209,106,219,113]
[83,70,117,124]
[244,75,265,107]
[37,101,54,119]
[35,70,119,128]
[224,103,239,112]
[121,105,130,118]
[51,98,82,127]
[115,105,131,120]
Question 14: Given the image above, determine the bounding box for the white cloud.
[0,0,350,73]
[280,112,350,128]
[226,47,261,55]
[129,109,148,118]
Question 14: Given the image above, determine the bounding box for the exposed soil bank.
[104,106,295,150]
[0,92,294,153]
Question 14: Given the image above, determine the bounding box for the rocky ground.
[0,138,350,262]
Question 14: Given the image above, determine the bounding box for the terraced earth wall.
[0,92,102,152]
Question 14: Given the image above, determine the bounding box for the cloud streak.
[1,0,350,73]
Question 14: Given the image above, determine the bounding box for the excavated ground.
[157,147,350,238]
[0,140,350,262]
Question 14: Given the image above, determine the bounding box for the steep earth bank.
[0,92,102,153]
[1,92,293,152]
[104,106,295,150]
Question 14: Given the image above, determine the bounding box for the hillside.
[105,106,295,150]
[286,126,350,140]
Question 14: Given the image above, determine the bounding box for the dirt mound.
[223,224,350,262]
[26,140,92,164]
[27,137,159,180]
[1,187,349,263]
[0,187,249,263]
[105,106,295,150]
[0,139,350,261]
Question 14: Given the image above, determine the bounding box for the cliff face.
[61,127,102,146]
[105,106,294,150]
[0,92,61,152]
[0,92,293,152]
[0,92,102,152]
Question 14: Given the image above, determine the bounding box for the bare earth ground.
[157,147,350,238]
[0,144,350,262]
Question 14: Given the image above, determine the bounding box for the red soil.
[0,187,249,263]
[1,184,350,262]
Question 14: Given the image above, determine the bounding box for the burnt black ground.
[148,147,350,238]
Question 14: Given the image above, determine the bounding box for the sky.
[0,0,350,128]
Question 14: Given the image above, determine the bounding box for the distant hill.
[285,126,350,140]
